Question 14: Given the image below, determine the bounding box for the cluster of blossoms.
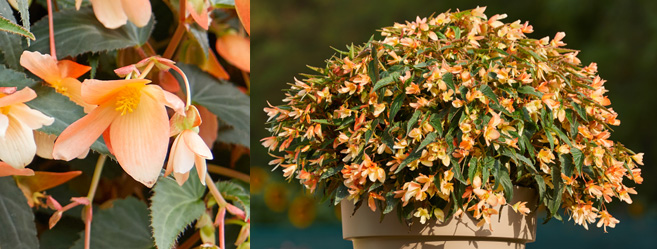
[263,7,642,232]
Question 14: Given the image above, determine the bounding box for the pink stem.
[84,205,93,249]
[47,0,56,58]
[218,207,226,249]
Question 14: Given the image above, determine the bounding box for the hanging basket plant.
[262,6,643,232]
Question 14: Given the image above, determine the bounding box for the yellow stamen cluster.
[114,86,142,115]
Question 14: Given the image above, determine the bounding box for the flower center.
[115,86,142,115]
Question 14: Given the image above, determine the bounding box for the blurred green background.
[251,0,657,248]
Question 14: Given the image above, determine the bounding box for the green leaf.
[467,157,478,182]
[210,0,235,8]
[334,184,349,205]
[383,191,399,214]
[39,217,83,249]
[0,15,34,40]
[451,158,466,184]
[406,110,421,134]
[0,0,23,70]
[188,23,209,59]
[442,72,456,92]
[216,180,250,219]
[479,84,498,104]
[14,0,29,43]
[372,71,401,91]
[571,101,588,122]
[175,64,250,147]
[29,7,154,59]
[570,147,584,174]
[549,164,563,215]
[0,177,38,249]
[388,93,405,122]
[70,198,154,249]
[0,65,109,154]
[517,85,542,97]
[150,171,206,249]
[534,174,546,201]
[559,154,574,177]
[496,162,513,201]
[415,132,436,153]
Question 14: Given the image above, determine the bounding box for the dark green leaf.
[29,8,154,59]
[416,132,436,152]
[0,15,34,40]
[451,158,466,184]
[188,24,209,58]
[216,180,250,219]
[571,101,588,122]
[559,154,574,177]
[467,157,478,182]
[0,0,24,70]
[175,64,250,147]
[0,177,38,249]
[442,72,456,92]
[388,93,405,122]
[373,71,401,91]
[406,110,421,134]
[479,84,498,104]
[549,165,563,216]
[71,198,154,249]
[496,162,513,201]
[534,174,546,202]
[383,191,399,214]
[517,85,542,97]
[334,184,349,205]
[150,170,206,249]
[14,0,29,43]
[570,147,584,174]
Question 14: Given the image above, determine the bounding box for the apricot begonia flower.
[20,51,94,112]
[0,162,35,177]
[166,106,213,186]
[216,34,250,72]
[0,87,55,168]
[86,0,152,29]
[52,79,184,187]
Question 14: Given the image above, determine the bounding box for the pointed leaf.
[0,15,34,40]
[13,0,29,42]
[0,177,38,249]
[70,198,154,249]
[29,7,154,59]
[0,0,24,70]
[150,170,206,249]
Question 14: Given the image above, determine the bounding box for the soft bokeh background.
[251,0,657,248]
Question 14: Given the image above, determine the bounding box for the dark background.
[251,1,657,248]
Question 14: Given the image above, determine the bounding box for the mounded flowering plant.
[0,0,250,248]
[263,7,643,232]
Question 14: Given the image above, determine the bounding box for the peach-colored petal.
[0,162,34,177]
[8,104,54,130]
[234,0,250,35]
[215,34,250,72]
[59,78,96,113]
[186,0,209,30]
[75,0,83,10]
[174,171,190,186]
[157,70,181,93]
[165,134,182,177]
[0,87,36,107]
[203,50,230,80]
[81,79,150,105]
[195,155,207,185]
[0,117,36,168]
[90,0,127,29]
[0,114,7,137]
[121,0,151,27]
[110,95,169,188]
[142,85,185,114]
[57,60,91,79]
[20,51,61,84]
[197,105,218,149]
[182,130,213,159]
[102,127,114,155]
[171,135,195,178]
[34,131,56,159]
[53,104,118,161]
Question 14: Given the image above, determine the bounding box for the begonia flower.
[20,51,94,112]
[0,87,54,168]
[166,106,213,186]
[52,79,184,187]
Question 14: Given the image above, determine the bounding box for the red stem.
[47,0,56,58]
[218,207,226,249]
